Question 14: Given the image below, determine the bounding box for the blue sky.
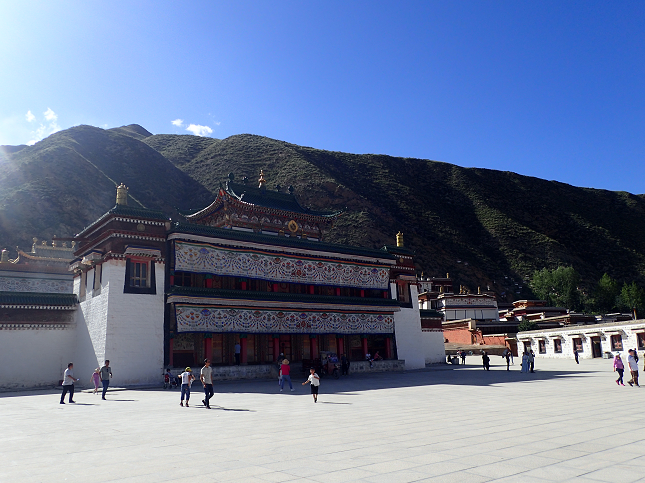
[1,1,643,193]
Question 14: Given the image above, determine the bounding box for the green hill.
[1,124,644,300]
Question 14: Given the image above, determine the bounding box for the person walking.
[234,342,241,365]
[90,368,100,395]
[614,353,625,386]
[574,348,580,364]
[529,350,535,373]
[302,367,321,403]
[627,349,640,387]
[460,350,467,365]
[200,359,214,409]
[504,350,511,371]
[180,367,195,407]
[482,351,490,371]
[341,354,350,375]
[99,360,112,400]
[521,351,529,373]
[60,362,78,404]
[280,359,294,392]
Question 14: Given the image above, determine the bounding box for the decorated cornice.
[0,323,73,330]
[0,305,76,310]
[174,241,391,289]
[175,304,394,335]
[168,225,397,264]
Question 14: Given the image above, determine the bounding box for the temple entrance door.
[591,337,602,358]
[279,335,292,361]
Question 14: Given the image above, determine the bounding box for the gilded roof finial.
[1,249,8,263]
[258,170,266,188]
[116,183,128,205]
[396,231,404,247]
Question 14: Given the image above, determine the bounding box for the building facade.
[517,320,645,359]
[61,175,442,387]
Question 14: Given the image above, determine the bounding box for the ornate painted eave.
[76,204,168,238]
[169,222,397,261]
[166,286,400,312]
[186,185,343,223]
[0,291,78,308]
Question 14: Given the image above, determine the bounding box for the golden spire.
[116,183,128,205]
[396,231,404,247]
[258,170,266,188]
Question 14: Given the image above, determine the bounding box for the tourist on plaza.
[341,354,350,375]
[529,350,535,373]
[613,353,625,386]
[521,351,529,373]
[626,350,639,387]
[481,351,490,371]
[179,367,195,406]
[504,350,511,371]
[373,351,383,361]
[234,342,241,365]
[460,350,466,364]
[90,368,100,395]
[200,359,214,409]
[100,360,112,400]
[60,362,78,404]
[302,367,321,403]
[280,359,294,391]
[574,348,580,364]
[366,352,373,368]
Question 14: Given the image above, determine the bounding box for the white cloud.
[186,124,213,136]
[26,108,61,145]
[171,119,184,127]
[43,107,57,122]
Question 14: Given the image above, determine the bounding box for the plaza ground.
[1,358,645,483]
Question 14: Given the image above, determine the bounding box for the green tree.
[617,282,645,319]
[517,320,539,332]
[592,273,620,314]
[530,266,583,311]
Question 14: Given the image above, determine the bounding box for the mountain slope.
[0,125,212,251]
[1,125,644,300]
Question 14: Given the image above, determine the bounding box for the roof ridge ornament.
[116,183,128,206]
[258,170,266,188]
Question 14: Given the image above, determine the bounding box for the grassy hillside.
[0,125,212,252]
[1,125,644,300]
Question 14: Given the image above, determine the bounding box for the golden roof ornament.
[396,231,404,247]
[116,183,128,206]
[258,170,266,188]
[1,249,8,263]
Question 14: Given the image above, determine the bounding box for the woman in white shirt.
[179,367,195,407]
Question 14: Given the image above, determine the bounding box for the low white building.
[517,320,645,360]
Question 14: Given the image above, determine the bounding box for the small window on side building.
[538,340,546,354]
[554,339,562,353]
[573,338,583,352]
[610,334,623,351]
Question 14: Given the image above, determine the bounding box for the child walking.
[302,367,320,403]
[90,368,101,394]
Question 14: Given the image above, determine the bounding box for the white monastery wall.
[422,330,446,364]
[0,328,75,390]
[393,284,426,369]
[103,260,165,385]
[518,320,645,361]
[75,260,165,386]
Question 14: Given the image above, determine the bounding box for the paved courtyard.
[2,357,645,483]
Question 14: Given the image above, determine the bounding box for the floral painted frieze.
[174,241,390,289]
[0,276,73,294]
[175,304,394,334]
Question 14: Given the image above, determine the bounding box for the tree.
[530,266,583,311]
[517,320,539,332]
[592,273,620,314]
[617,282,645,319]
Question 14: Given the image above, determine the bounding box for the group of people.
[613,349,641,387]
[473,349,533,372]
[60,360,112,404]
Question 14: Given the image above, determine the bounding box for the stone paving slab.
[1,358,645,482]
